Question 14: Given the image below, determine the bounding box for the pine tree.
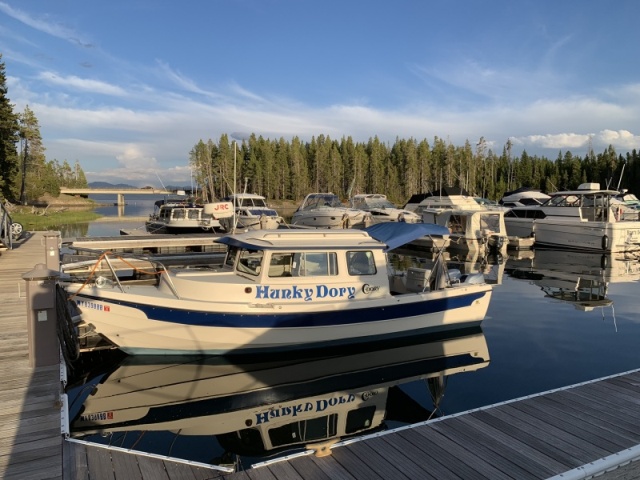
[18,105,49,203]
[0,54,20,201]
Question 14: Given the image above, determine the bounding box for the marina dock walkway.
[1,231,640,479]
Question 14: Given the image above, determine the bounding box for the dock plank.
[483,403,591,465]
[523,395,631,451]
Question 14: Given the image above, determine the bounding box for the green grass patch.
[11,209,102,230]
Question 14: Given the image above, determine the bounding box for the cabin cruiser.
[68,330,489,469]
[405,188,508,255]
[504,183,640,252]
[499,187,551,208]
[291,193,371,229]
[61,223,493,355]
[145,191,234,234]
[348,194,421,224]
[221,193,284,231]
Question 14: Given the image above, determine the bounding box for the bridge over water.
[60,187,172,205]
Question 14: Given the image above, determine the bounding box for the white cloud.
[522,133,590,149]
[0,1,91,46]
[37,71,127,96]
[597,130,639,149]
[115,145,158,169]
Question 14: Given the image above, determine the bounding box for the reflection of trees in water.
[57,223,90,238]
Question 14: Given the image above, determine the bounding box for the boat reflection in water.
[68,329,490,470]
[506,249,640,312]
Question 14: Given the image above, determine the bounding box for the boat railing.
[61,248,182,297]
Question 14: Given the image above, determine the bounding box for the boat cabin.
[157,227,464,304]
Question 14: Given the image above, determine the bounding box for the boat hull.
[533,219,640,252]
[70,285,491,355]
[145,220,221,234]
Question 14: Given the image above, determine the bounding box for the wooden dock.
[0,231,63,480]
[2,231,640,479]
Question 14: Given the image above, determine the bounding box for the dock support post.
[22,264,61,368]
[43,230,61,271]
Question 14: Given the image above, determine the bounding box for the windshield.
[305,194,342,209]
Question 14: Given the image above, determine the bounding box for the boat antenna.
[616,162,626,192]
[156,173,168,192]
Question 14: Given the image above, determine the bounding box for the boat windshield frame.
[303,194,343,210]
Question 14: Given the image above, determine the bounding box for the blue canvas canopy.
[365,222,450,252]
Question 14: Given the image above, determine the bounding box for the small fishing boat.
[406,188,508,254]
[145,191,234,234]
[348,193,421,224]
[291,193,371,229]
[62,223,493,355]
[221,193,284,231]
[504,183,640,252]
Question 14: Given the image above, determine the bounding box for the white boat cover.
[366,222,450,251]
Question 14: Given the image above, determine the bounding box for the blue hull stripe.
[78,291,487,329]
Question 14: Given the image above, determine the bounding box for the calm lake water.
[64,193,640,470]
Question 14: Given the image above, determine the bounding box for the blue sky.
[1,0,639,187]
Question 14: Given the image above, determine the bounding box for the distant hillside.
[88,181,191,191]
[89,181,137,189]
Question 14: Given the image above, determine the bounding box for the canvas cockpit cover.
[365,222,450,252]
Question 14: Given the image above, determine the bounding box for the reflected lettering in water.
[67,330,489,470]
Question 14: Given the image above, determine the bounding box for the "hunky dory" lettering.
[255,285,357,301]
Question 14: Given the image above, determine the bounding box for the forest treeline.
[190,134,640,205]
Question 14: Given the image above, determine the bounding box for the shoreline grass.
[11,209,103,230]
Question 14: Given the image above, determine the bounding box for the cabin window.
[480,214,503,233]
[289,252,338,276]
[268,253,294,277]
[224,247,238,268]
[173,209,186,219]
[549,194,579,207]
[268,252,339,277]
[268,414,338,448]
[236,249,264,276]
[187,209,200,220]
[345,405,377,434]
[347,251,376,276]
[447,215,466,234]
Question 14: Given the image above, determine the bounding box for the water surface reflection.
[68,329,489,469]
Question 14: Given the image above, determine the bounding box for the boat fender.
[601,234,609,251]
[600,254,609,269]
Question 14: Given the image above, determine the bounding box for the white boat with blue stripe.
[63,223,493,355]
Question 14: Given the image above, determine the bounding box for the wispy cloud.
[156,60,226,100]
[0,1,92,46]
[37,71,127,96]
